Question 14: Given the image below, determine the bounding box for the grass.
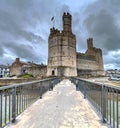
[19,74,34,78]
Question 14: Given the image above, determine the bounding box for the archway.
[52,70,55,76]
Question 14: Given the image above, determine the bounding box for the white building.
[0,65,10,78]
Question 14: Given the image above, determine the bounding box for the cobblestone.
[6,79,108,128]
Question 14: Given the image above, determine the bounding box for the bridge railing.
[70,77,120,128]
[0,77,61,128]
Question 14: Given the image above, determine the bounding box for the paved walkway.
[6,79,108,128]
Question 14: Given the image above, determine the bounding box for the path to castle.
[6,79,108,128]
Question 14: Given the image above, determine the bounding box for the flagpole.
[51,16,55,28]
[53,19,55,28]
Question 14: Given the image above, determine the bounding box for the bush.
[19,74,34,78]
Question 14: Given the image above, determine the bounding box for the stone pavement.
[6,79,108,128]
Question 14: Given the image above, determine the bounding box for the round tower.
[63,12,72,32]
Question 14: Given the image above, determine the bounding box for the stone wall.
[77,58,99,70]
[22,65,47,78]
[0,78,37,86]
[85,38,104,71]
[10,58,47,78]
[10,58,27,76]
[77,69,105,78]
[77,38,104,77]
[47,13,104,77]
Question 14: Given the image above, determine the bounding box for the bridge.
[0,77,120,128]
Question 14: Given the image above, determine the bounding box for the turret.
[16,58,20,63]
[87,38,93,49]
[62,12,72,32]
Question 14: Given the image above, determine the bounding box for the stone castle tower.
[47,12,77,76]
[86,38,104,71]
[77,38,104,77]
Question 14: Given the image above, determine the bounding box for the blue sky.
[0,0,120,70]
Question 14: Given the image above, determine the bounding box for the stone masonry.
[10,58,27,76]
[10,12,104,78]
[47,12,104,77]
[10,58,47,78]
[77,38,104,77]
[47,12,77,77]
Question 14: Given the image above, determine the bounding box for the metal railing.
[70,77,120,128]
[0,77,61,128]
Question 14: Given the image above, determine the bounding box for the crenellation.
[87,38,93,49]
[49,27,62,39]
[63,12,72,32]
[77,53,96,61]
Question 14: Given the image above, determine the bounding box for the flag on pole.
[51,16,54,21]
[51,16,55,28]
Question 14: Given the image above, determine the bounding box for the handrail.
[75,77,120,90]
[70,77,120,128]
[0,77,58,90]
[0,77,62,128]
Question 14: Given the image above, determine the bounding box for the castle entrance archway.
[52,70,55,76]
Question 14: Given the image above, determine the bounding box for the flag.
[51,16,54,21]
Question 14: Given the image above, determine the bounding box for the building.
[47,12,104,77]
[10,58,28,76]
[47,12,77,76]
[106,69,120,77]
[0,65,10,78]
[10,12,104,78]
[21,63,47,78]
[10,58,47,78]
[77,38,104,77]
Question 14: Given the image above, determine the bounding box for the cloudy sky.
[0,0,120,70]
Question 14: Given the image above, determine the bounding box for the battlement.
[63,12,72,32]
[93,47,102,55]
[93,47,101,51]
[87,38,102,54]
[50,27,60,33]
[87,38,93,42]
[87,38,93,49]
[77,52,96,61]
[15,58,20,63]
[63,12,72,19]
[49,27,61,37]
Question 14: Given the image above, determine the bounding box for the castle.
[10,12,104,78]
[47,12,104,77]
